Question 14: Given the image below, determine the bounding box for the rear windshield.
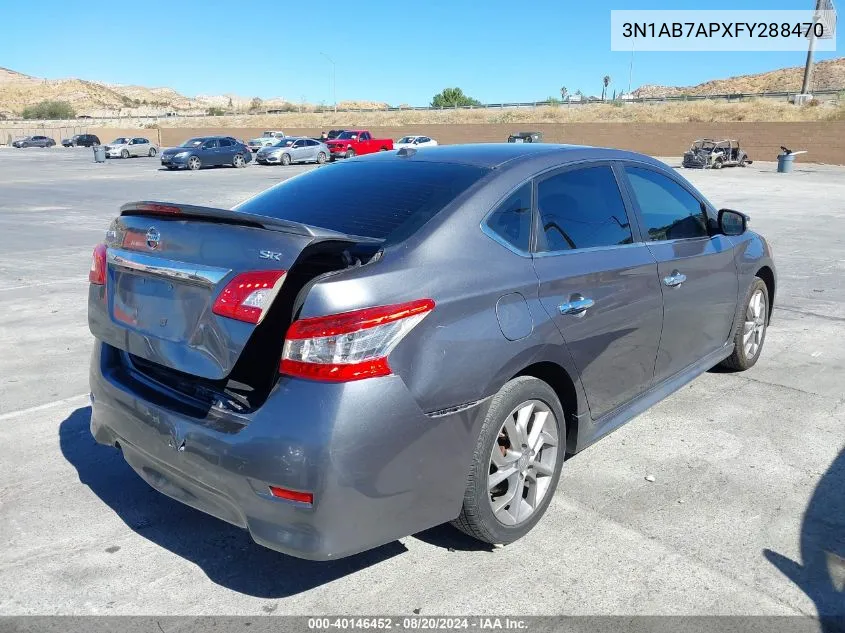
[235,161,489,243]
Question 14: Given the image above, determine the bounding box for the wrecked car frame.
[683,139,752,169]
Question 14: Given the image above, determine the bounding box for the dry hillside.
[634,57,845,98]
[1,59,843,120]
[0,68,300,118]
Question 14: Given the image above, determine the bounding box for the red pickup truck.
[326,130,393,159]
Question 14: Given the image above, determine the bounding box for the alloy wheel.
[743,289,766,359]
[487,400,559,526]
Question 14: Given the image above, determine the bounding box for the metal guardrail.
[0,89,842,124]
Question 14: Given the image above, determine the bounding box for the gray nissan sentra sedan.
[87,144,776,560]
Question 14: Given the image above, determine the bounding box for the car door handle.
[559,295,595,316]
[663,271,687,287]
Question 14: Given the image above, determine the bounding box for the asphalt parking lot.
[0,147,842,617]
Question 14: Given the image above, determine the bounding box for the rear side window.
[219,138,233,147]
[235,161,489,243]
[625,166,708,241]
[485,184,532,252]
[536,165,633,252]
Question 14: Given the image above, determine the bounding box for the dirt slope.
[634,57,845,97]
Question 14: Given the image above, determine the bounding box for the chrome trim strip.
[532,241,646,257]
[106,247,231,287]
[480,223,532,258]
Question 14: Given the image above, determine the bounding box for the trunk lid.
[89,201,380,380]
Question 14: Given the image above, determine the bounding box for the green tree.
[560,86,568,101]
[206,106,226,116]
[21,100,76,120]
[430,87,481,108]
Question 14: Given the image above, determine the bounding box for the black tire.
[187,156,201,171]
[379,146,388,151]
[121,149,129,159]
[346,148,356,158]
[281,153,291,166]
[316,152,327,164]
[452,376,566,545]
[149,147,157,157]
[719,277,769,371]
[232,153,246,168]
[739,155,748,167]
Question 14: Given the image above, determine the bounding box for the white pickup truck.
[247,130,286,152]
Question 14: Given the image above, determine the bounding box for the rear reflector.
[212,270,286,324]
[268,485,313,504]
[280,298,435,382]
[89,243,107,285]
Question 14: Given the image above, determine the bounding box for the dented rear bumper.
[89,342,486,560]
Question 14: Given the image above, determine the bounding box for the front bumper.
[682,152,709,168]
[89,342,484,560]
[160,155,188,167]
[256,153,281,164]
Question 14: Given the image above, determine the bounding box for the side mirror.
[718,209,748,236]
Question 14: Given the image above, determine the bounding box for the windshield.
[235,161,490,244]
[271,139,295,147]
[397,137,416,143]
[336,131,360,140]
[693,140,716,150]
[110,138,129,145]
[179,138,204,148]
[262,131,281,137]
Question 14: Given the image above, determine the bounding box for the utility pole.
[320,52,337,112]
[800,0,823,95]
[627,39,635,95]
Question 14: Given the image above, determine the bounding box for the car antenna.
[397,147,417,157]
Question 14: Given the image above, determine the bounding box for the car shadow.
[59,406,409,598]
[764,449,845,632]
[412,524,496,553]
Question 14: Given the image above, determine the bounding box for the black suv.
[62,134,101,148]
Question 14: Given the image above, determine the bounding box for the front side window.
[625,166,708,241]
[536,165,633,252]
[485,184,532,253]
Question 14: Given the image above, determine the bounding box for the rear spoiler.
[120,201,383,244]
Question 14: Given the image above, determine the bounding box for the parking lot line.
[0,393,88,422]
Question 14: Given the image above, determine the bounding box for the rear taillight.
[89,244,107,285]
[280,299,435,382]
[212,270,287,324]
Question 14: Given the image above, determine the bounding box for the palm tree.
[601,75,611,101]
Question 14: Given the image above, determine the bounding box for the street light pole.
[800,0,823,95]
[320,52,336,112]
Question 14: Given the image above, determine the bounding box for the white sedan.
[394,135,438,150]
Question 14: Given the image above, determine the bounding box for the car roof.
[352,143,667,170]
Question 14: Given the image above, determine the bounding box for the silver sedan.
[255,137,329,166]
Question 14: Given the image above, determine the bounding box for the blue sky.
[1,0,840,105]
